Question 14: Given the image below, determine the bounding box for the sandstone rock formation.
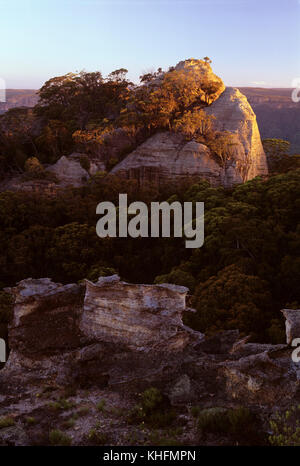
[80,275,195,352]
[111,87,268,187]
[1,276,202,388]
[205,87,268,184]
[1,276,299,412]
[46,155,90,187]
[281,309,300,345]
[111,132,223,186]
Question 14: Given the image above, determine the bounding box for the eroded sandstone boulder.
[1,277,299,409]
[80,275,197,352]
[281,309,300,345]
[111,132,222,185]
[205,87,268,185]
[111,87,268,187]
[46,155,90,187]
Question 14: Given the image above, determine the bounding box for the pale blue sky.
[1,0,299,89]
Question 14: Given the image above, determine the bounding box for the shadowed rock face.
[1,277,299,409]
[47,155,90,187]
[5,278,83,355]
[281,309,300,345]
[112,87,268,187]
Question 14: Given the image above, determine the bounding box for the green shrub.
[96,400,106,412]
[197,407,229,434]
[49,429,72,446]
[25,416,36,425]
[269,406,300,446]
[128,387,176,428]
[227,406,254,435]
[87,428,108,445]
[48,398,75,412]
[62,417,76,429]
[77,406,89,416]
[0,416,14,429]
[197,406,256,438]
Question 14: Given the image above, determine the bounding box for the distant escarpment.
[240,87,300,154]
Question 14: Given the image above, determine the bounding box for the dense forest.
[0,65,299,346]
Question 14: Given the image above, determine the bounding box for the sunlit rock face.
[111,131,223,185]
[80,275,194,352]
[205,87,268,186]
[174,58,225,104]
[111,86,268,187]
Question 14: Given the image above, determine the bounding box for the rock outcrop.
[80,275,194,352]
[46,155,90,187]
[2,276,202,388]
[1,276,300,411]
[281,309,300,345]
[111,132,223,186]
[205,87,268,184]
[112,86,268,187]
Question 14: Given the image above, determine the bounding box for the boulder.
[46,155,89,187]
[281,309,300,345]
[111,88,268,187]
[205,87,268,185]
[80,275,198,352]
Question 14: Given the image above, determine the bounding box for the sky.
[0,0,299,89]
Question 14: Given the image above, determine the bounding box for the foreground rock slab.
[1,276,299,412]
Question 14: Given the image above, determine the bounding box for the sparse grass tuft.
[49,429,72,446]
[0,416,14,429]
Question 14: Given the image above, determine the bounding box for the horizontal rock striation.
[1,276,299,408]
[80,275,193,352]
[112,87,268,187]
[111,132,223,186]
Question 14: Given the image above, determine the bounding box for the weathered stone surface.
[5,278,83,355]
[111,88,268,187]
[80,275,198,352]
[281,309,300,345]
[111,131,222,185]
[1,277,299,411]
[221,346,298,404]
[205,87,268,185]
[46,155,90,187]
